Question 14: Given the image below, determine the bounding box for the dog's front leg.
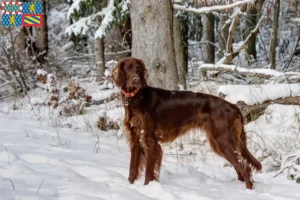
[128,129,144,184]
[143,136,162,185]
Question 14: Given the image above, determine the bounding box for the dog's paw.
[128,176,136,184]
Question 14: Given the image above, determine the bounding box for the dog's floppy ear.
[112,60,125,88]
[138,59,148,87]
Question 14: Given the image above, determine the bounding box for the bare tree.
[202,13,215,64]
[130,0,179,89]
[242,0,264,62]
[218,11,230,60]
[224,4,248,64]
[95,0,107,81]
[173,14,187,89]
[35,0,48,63]
[244,4,258,60]
[0,28,31,95]
[269,0,280,69]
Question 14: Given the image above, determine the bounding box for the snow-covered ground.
[0,86,300,199]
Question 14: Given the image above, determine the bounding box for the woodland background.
[0,0,300,199]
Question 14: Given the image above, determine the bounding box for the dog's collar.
[121,87,141,98]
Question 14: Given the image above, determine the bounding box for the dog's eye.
[125,66,131,71]
[136,68,141,73]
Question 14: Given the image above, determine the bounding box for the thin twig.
[4,146,10,163]
[37,178,45,194]
[273,165,291,178]
[23,128,30,137]
[283,34,300,70]
[9,179,15,191]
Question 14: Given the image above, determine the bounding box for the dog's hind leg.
[205,123,253,189]
[225,158,244,182]
[215,132,254,189]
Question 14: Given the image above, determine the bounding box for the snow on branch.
[291,18,300,23]
[273,152,300,183]
[66,0,130,39]
[65,15,92,36]
[67,0,85,20]
[94,0,130,38]
[173,0,254,14]
[199,64,300,78]
[94,0,116,39]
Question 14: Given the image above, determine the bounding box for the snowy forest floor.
[0,77,300,200]
[0,105,300,200]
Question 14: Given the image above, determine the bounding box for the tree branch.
[235,16,265,53]
[224,4,248,64]
[173,0,254,14]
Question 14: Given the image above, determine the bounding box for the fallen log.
[199,64,300,80]
[219,95,300,124]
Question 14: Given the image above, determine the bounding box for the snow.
[44,74,56,91]
[199,64,300,77]
[37,69,47,76]
[246,104,300,172]
[94,0,130,39]
[1,82,300,199]
[66,0,130,39]
[291,18,300,23]
[218,84,300,105]
[48,3,70,49]
[94,0,116,39]
[67,0,85,20]
[90,88,119,101]
[173,0,254,14]
[65,15,92,36]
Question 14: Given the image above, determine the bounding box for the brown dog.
[111,57,261,189]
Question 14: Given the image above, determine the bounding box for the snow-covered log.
[218,84,300,123]
[199,64,300,79]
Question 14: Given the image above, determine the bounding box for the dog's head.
[111,57,148,91]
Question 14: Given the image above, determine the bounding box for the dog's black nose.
[133,76,140,83]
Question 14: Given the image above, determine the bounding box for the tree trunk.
[269,0,280,69]
[14,0,26,53]
[15,28,26,51]
[35,0,48,63]
[173,14,187,89]
[296,0,300,38]
[180,14,189,73]
[218,11,229,60]
[95,37,105,81]
[194,15,202,41]
[130,0,179,90]
[202,13,215,64]
[95,0,107,81]
[245,5,258,60]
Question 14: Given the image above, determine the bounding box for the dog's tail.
[239,128,262,172]
[233,115,262,172]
